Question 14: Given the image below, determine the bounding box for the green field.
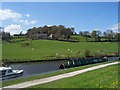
[71,35,94,41]
[30,64,119,88]
[2,39,118,62]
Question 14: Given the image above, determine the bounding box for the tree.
[106,30,115,41]
[91,30,101,42]
[84,49,91,57]
[91,30,97,41]
[1,31,11,41]
[79,31,90,41]
[84,31,89,42]
[79,31,83,36]
[103,31,107,41]
[115,33,120,41]
[70,27,75,35]
[96,30,102,41]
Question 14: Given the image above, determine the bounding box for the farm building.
[34,33,48,39]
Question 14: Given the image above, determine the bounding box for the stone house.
[34,33,48,39]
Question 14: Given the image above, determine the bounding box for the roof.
[0,67,11,71]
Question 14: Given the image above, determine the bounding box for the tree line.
[0,26,120,42]
[79,30,120,42]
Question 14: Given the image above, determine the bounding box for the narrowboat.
[59,56,108,69]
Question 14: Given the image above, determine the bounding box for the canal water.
[9,60,68,78]
[5,56,118,81]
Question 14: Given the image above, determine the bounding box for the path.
[2,62,119,89]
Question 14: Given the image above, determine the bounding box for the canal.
[9,60,67,78]
[5,56,118,81]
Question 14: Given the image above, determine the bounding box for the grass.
[2,39,118,62]
[2,61,113,87]
[29,64,119,88]
[71,35,94,41]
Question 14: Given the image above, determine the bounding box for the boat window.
[0,71,2,76]
[8,69,12,73]
[0,70,6,75]
[94,59,98,62]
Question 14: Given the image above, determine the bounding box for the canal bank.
[2,58,69,64]
[2,59,119,88]
[2,61,119,89]
[2,56,119,81]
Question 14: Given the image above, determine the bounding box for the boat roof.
[0,67,11,71]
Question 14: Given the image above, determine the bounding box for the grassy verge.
[29,64,119,88]
[2,61,116,87]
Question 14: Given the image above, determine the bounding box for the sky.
[0,2,118,35]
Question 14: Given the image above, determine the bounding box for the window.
[8,69,12,73]
[0,71,2,76]
[94,59,98,62]
[0,70,6,75]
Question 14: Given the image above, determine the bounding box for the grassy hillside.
[71,35,94,42]
[30,64,119,88]
[2,39,118,62]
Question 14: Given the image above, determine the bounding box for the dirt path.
[2,62,119,89]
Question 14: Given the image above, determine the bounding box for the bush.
[84,49,91,57]
[21,42,30,47]
[76,50,81,57]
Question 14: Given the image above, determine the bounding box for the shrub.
[21,42,30,47]
[84,49,91,57]
[76,50,81,57]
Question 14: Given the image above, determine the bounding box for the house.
[34,33,48,39]
[49,34,53,39]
